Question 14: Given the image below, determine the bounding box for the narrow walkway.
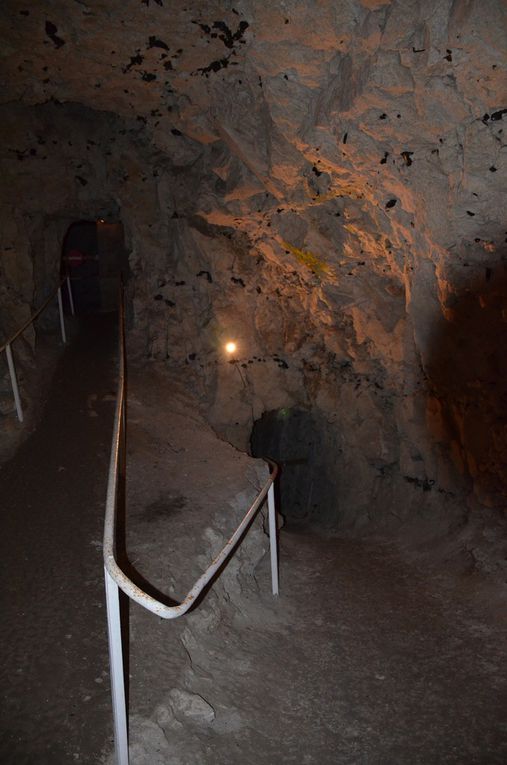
[0,314,117,765]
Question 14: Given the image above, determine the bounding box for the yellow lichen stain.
[308,188,364,205]
[281,240,333,278]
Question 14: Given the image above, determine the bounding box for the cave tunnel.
[251,408,340,528]
[61,218,127,315]
[1,1,507,763]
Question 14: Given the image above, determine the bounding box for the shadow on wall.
[426,251,507,510]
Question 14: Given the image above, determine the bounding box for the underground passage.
[250,408,341,527]
[0,1,506,763]
[61,219,128,315]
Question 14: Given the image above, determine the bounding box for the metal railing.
[0,276,74,422]
[103,288,279,765]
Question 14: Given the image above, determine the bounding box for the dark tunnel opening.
[250,407,342,529]
[425,251,507,510]
[61,218,128,315]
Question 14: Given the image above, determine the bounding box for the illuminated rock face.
[0,0,506,528]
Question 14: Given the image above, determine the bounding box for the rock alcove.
[1,1,506,762]
[251,407,342,526]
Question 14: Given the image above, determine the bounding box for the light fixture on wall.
[224,339,247,389]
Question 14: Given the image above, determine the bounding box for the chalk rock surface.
[0,0,506,539]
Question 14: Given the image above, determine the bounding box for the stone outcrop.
[0,0,506,545]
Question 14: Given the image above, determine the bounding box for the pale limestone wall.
[0,0,506,531]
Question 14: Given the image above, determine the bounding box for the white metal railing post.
[0,278,75,425]
[5,342,23,422]
[104,566,129,765]
[57,286,67,344]
[66,276,75,316]
[267,483,279,595]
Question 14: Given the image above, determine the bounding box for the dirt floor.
[122,367,507,765]
[1,317,506,764]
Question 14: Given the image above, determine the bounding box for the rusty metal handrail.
[103,285,279,765]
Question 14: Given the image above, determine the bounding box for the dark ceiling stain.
[45,21,65,49]
[148,35,169,51]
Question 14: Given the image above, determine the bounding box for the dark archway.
[250,407,341,528]
[61,218,128,314]
[425,250,507,510]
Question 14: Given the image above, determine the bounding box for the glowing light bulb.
[225,341,237,354]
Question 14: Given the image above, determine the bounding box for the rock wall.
[0,0,506,538]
